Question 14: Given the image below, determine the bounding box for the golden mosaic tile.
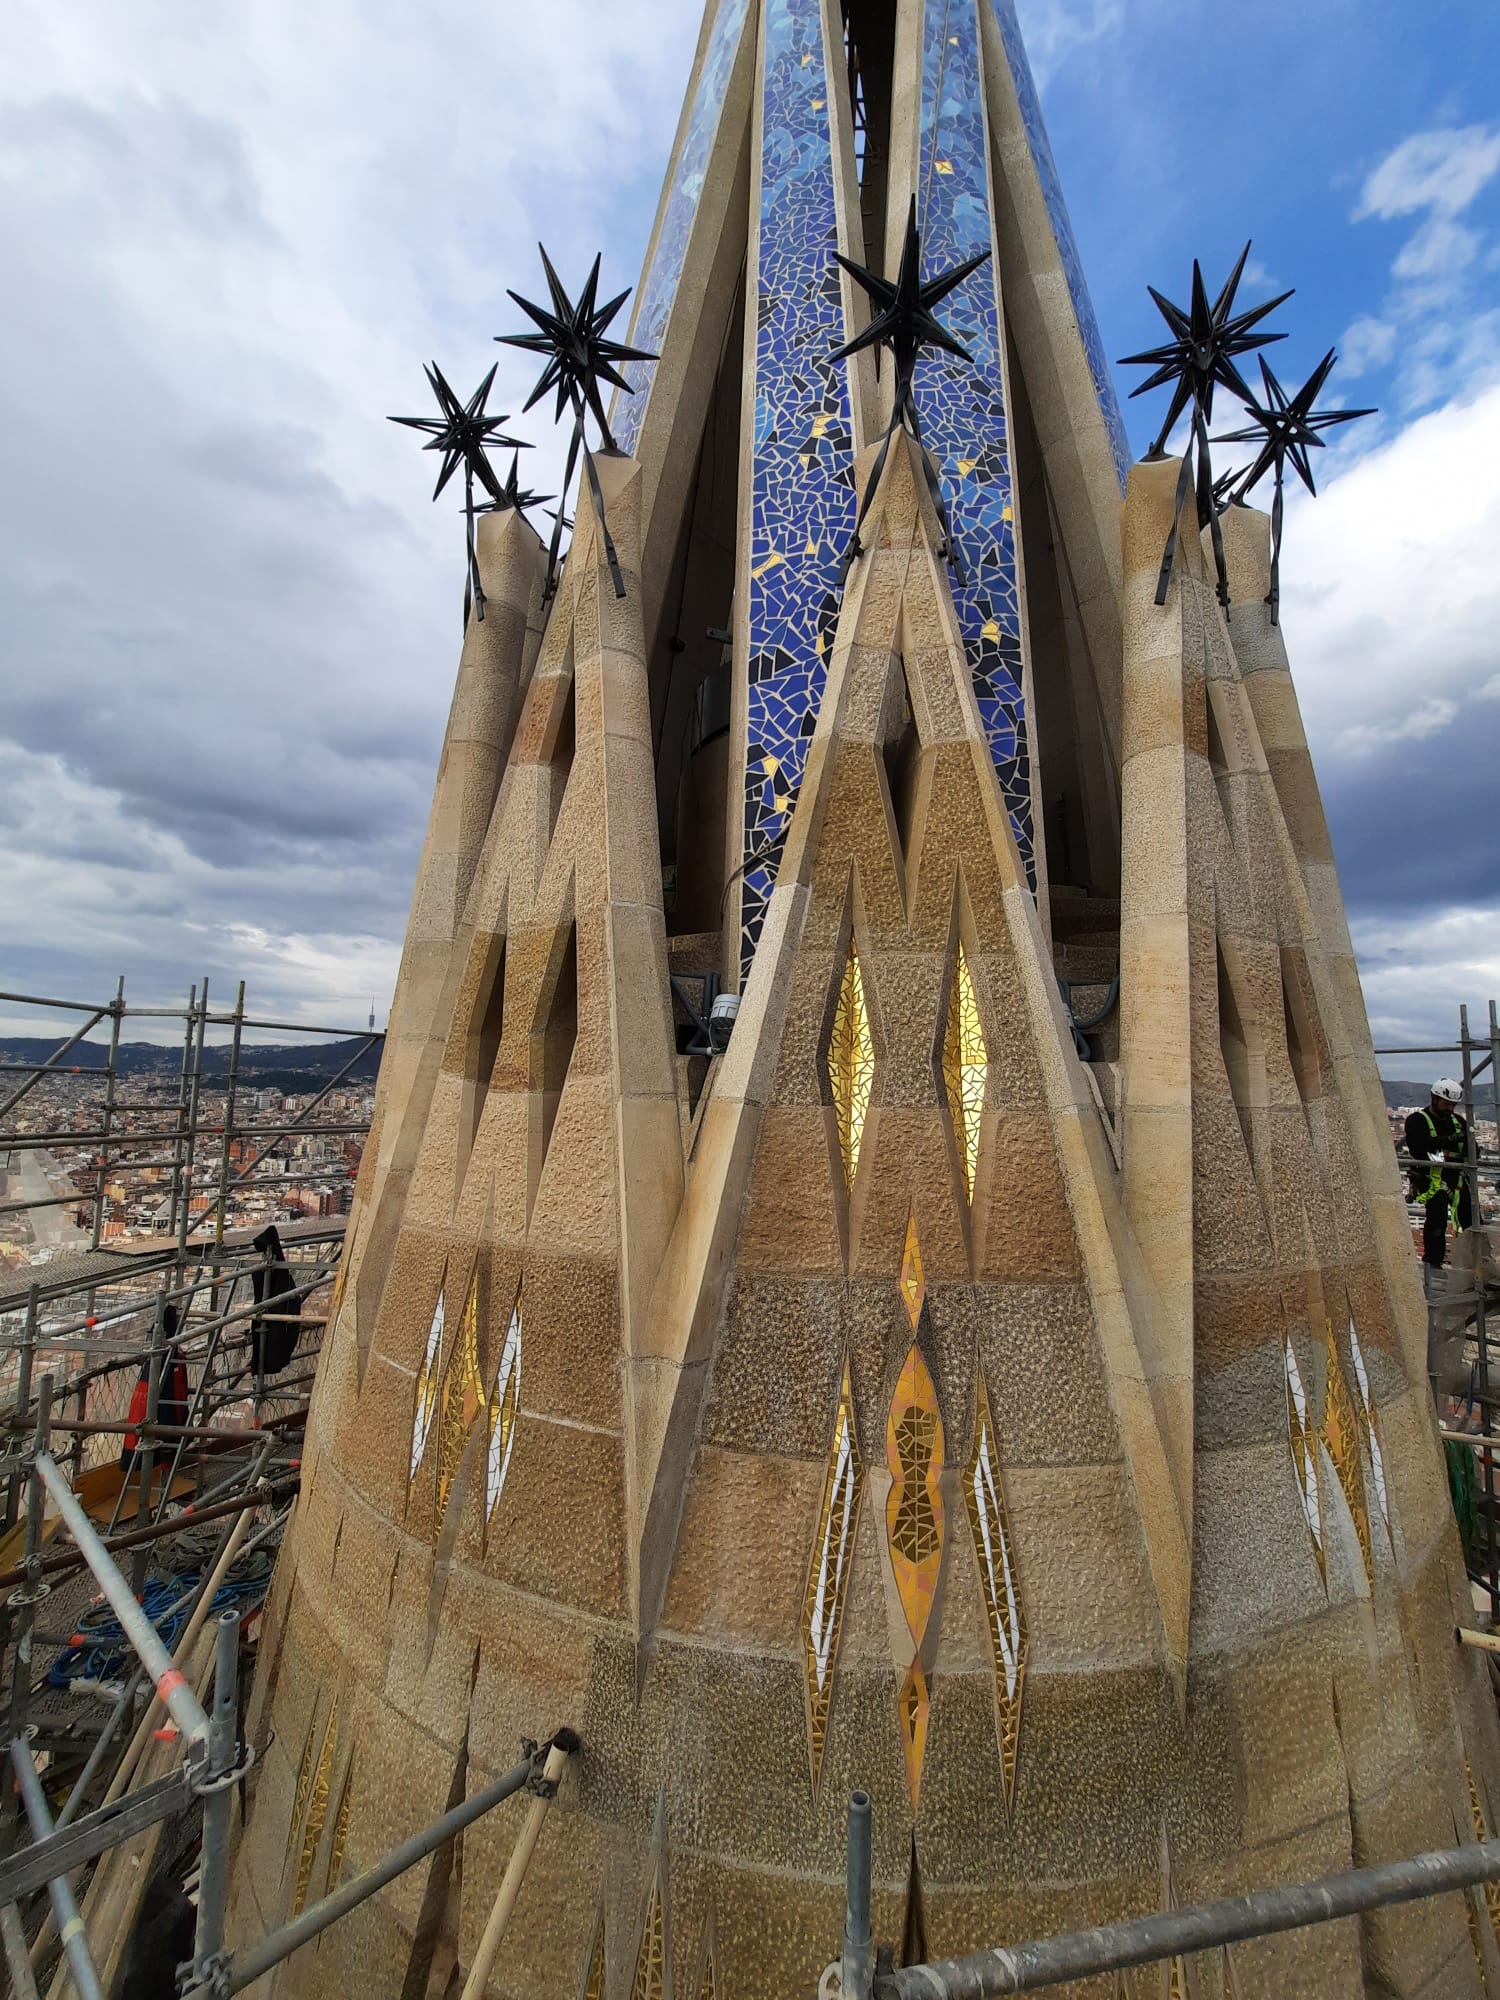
[632,1867,665,2000]
[1321,1319,1372,1589]
[581,1914,606,2000]
[827,941,874,1189]
[1469,1756,1500,1944]
[327,1758,353,1892]
[898,1661,931,1809]
[485,1285,523,1529]
[409,1268,447,1489]
[292,1691,338,1919]
[1283,1330,1325,1586]
[886,1343,944,1652]
[802,1353,864,1792]
[435,1262,484,1516]
[942,941,987,1200]
[898,1205,925,1330]
[1346,1313,1390,1534]
[964,1370,1027,1813]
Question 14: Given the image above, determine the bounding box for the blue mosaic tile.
[986,0,1131,490]
[914,0,1034,888]
[611,0,751,457]
[741,0,857,981]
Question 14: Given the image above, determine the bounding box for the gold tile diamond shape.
[1284,1330,1325,1586]
[408,1267,447,1492]
[1322,1320,1372,1589]
[827,941,874,1189]
[434,1263,484,1518]
[966,1372,1027,1814]
[941,942,987,1201]
[485,1286,523,1532]
[802,1354,864,1792]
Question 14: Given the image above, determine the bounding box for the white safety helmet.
[1432,1077,1463,1104]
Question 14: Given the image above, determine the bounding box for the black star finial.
[389,362,527,622]
[830,196,991,580]
[475,449,554,521]
[1119,244,1292,609]
[497,247,656,598]
[1214,351,1374,622]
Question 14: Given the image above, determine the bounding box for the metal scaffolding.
[1378,1001,1500,1621]
[2,980,1499,1994]
[0,981,376,1993]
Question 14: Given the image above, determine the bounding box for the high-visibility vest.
[1414,1110,1466,1227]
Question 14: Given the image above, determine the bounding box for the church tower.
[231,2,1500,1993]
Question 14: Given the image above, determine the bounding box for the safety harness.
[1413,1108,1466,1229]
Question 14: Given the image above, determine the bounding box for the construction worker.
[1406,1078,1472,1273]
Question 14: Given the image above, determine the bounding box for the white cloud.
[1356,125,1500,222]
[1338,315,1397,378]
[1015,0,1124,87]
[1348,125,1500,408]
[1337,697,1457,756]
[1391,214,1480,281]
[0,0,702,1024]
[1281,376,1500,747]
[1351,905,1500,1063]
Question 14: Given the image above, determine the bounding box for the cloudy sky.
[1,0,1497,1073]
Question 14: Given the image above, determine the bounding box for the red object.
[121,1360,190,1455]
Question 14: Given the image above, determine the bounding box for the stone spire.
[232,3,1496,1994]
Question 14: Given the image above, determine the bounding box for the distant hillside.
[1383,1078,1498,1118]
[0,1034,383,1087]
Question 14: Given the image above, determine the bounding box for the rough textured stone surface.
[227,21,1494,1996]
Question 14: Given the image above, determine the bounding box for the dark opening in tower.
[1004,310,1121,903]
[539,921,579,1168]
[648,267,745,953]
[841,0,898,264]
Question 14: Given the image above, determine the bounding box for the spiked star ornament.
[1119,244,1291,609]
[1214,351,1374,622]
[475,449,554,522]
[497,246,657,598]
[830,195,990,581]
[389,362,527,623]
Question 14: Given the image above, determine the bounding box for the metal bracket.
[521,1736,563,1798]
[193,1743,255,1797]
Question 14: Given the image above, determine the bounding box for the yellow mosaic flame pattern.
[485,1287,523,1528]
[327,1759,353,1892]
[888,1343,943,1805]
[1283,1331,1325,1585]
[965,1371,1027,1813]
[802,1354,864,1791]
[409,1270,447,1485]
[582,1919,606,2000]
[898,1661,931,1806]
[292,1692,338,1919]
[697,1932,720,2000]
[886,1213,944,1807]
[1470,1757,1500,1944]
[887,1347,944,1650]
[942,942,987,1199]
[827,942,874,1188]
[1322,1321,1372,1589]
[899,1206,926,1328]
[435,1264,485,1516]
[632,1869,665,2000]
